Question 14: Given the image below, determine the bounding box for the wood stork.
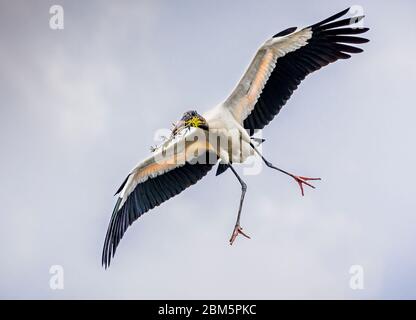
[102,8,369,268]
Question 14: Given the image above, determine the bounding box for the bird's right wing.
[102,128,217,268]
[222,8,369,133]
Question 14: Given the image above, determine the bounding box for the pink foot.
[229,225,251,245]
[293,175,321,196]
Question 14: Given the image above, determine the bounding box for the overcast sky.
[1,0,416,299]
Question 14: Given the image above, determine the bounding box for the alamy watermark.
[349,5,365,28]
[49,5,64,30]
[49,265,64,290]
[349,264,364,290]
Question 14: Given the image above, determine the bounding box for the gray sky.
[1,0,416,299]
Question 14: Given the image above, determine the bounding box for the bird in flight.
[102,8,369,268]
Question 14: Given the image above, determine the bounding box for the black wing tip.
[309,8,368,32]
[102,250,111,269]
[356,37,370,43]
[102,249,112,269]
[309,7,350,29]
[310,10,369,54]
[273,26,297,38]
[114,175,129,196]
[102,197,123,269]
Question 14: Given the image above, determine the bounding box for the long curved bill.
[171,120,186,136]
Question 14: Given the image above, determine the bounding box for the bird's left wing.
[102,129,217,268]
[223,8,369,133]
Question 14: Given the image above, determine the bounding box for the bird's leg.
[228,164,251,245]
[250,143,321,196]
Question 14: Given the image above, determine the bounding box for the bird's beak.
[171,120,186,136]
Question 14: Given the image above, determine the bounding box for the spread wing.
[223,7,369,133]
[102,129,217,268]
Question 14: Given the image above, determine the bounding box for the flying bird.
[102,8,369,268]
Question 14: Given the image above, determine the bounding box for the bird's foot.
[292,175,321,196]
[229,224,250,245]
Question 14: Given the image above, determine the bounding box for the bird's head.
[172,110,208,135]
